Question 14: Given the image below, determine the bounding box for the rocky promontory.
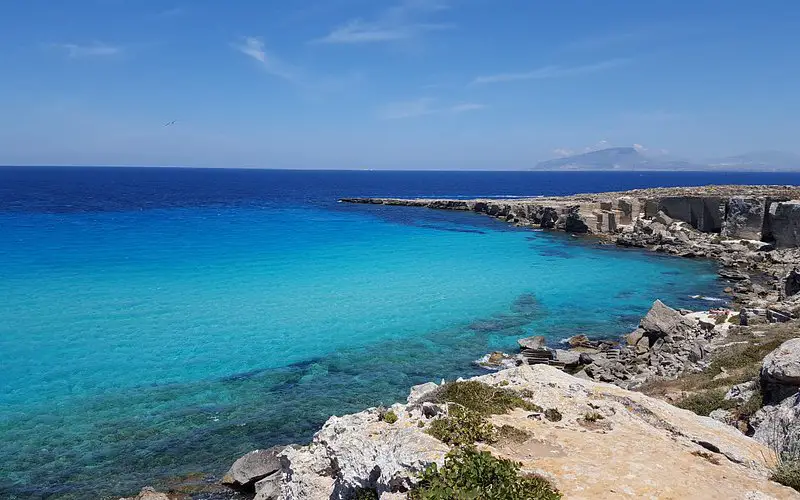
[213,366,797,499]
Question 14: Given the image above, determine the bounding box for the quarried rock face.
[723,197,769,240]
[657,196,724,233]
[263,366,798,499]
[769,200,800,247]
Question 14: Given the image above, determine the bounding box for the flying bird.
[164,120,176,127]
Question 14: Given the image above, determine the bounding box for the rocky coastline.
[126,185,800,499]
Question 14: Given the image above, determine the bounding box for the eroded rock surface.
[243,365,797,499]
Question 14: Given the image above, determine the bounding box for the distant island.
[532,147,800,171]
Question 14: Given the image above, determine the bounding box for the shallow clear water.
[4,168,792,499]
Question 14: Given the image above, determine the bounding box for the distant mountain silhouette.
[534,147,698,171]
[533,147,800,171]
[707,150,800,169]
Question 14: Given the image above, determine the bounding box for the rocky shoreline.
[125,185,800,499]
[343,185,800,389]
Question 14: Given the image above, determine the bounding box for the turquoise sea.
[4,168,798,498]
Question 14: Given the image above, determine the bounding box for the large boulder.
[222,447,284,491]
[639,300,696,339]
[518,335,547,351]
[278,404,449,499]
[761,338,800,404]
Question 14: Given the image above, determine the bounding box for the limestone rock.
[278,405,448,499]
[752,392,800,457]
[723,197,769,240]
[769,200,800,248]
[254,473,282,500]
[761,338,800,403]
[118,487,170,500]
[640,299,696,338]
[407,382,438,404]
[726,381,758,403]
[222,447,284,490]
[270,365,799,499]
[518,335,547,351]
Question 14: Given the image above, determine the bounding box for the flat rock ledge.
[228,365,797,500]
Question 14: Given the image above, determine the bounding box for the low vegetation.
[428,381,542,416]
[381,410,398,424]
[675,388,736,416]
[772,459,800,492]
[641,321,797,426]
[497,424,531,444]
[427,405,497,446]
[354,487,379,500]
[690,450,721,466]
[544,408,562,422]
[426,381,546,446]
[582,411,604,423]
[409,447,561,500]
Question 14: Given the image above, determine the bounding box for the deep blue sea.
[2,168,799,499]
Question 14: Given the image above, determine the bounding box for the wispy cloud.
[472,58,631,85]
[563,32,642,51]
[52,42,123,58]
[380,98,486,119]
[157,7,185,18]
[232,37,297,82]
[312,0,452,45]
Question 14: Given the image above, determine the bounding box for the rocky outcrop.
[221,447,284,491]
[752,392,800,458]
[761,338,800,405]
[341,185,800,247]
[569,301,734,388]
[240,366,798,499]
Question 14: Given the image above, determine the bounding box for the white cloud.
[450,102,487,113]
[472,58,630,85]
[157,7,185,17]
[552,148,574,158]
[54,42,123,58]
[381,98,437,119]
[313,0,452,44]
[232,37,297,82]
[380,98,486,119]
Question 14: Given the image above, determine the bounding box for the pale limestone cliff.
[249,365,798,499]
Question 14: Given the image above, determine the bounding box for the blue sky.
[1,0,799,169]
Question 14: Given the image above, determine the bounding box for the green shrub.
[381,410,398,424]
[772,459,800,492]
[427,406,497,446]
[675,389,736,416]
[429,381,540,416]
[409,447,561,500]
[583,411,604,423]
[544,408,562,422]
[354,487,379,500]
[497,424,531,443]
[733,390,763,421]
